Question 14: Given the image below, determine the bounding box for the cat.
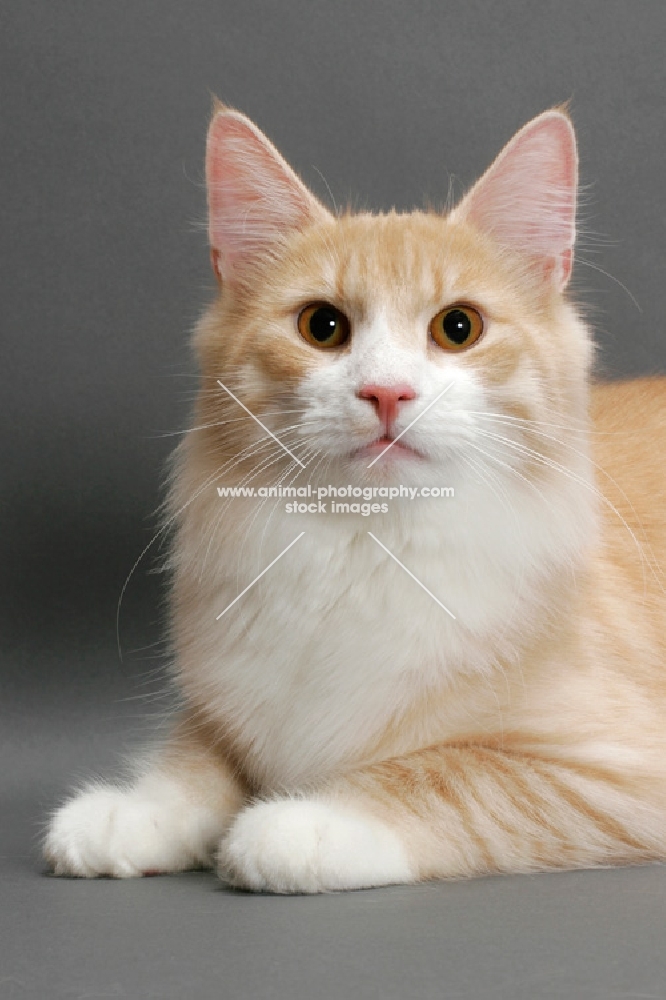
[44,103,666,892]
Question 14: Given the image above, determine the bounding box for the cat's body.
[44,107,666,891]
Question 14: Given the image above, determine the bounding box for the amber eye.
[297,303,350,348]
[429,305,484,351]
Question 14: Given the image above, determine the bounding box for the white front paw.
[218,798,413,893]
[44,785,210,878]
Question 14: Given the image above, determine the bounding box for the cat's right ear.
[452,109,578,290]
[206,107,331,285]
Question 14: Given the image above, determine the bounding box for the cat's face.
[196,107,591,488]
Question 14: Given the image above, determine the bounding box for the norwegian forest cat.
[44,105,666,892]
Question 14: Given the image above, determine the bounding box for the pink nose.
[357,383,417,430]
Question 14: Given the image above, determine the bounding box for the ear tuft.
[454,110,578,289]
[206,109,328,284]
[209,94,229,117]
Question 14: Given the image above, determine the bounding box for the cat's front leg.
[44,717,246,878]
[219,797,414,893]
[219,744,663,893]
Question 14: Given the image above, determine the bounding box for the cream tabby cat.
[44,105,666,892]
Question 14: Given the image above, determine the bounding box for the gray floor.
[4,638,666,1000]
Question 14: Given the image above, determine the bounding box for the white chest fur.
[173,458,594,791]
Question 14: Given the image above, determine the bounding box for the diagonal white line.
[217,379,306,468]
[216,532,305,620]
[367,532,456,619]
[366,381,456,468]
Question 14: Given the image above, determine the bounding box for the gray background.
[3,2,666,998]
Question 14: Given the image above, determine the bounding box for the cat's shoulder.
[591,378,666,525]
[591,377,666,434]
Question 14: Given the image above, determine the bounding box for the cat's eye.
[297,303,350,349]
[429,305,484,351]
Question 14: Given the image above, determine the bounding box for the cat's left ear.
[453,109,577,289]
[206,106,332,285]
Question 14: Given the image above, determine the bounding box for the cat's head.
[195,105,592,490]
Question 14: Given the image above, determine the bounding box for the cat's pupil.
[443,309,471,345]
[309,307,338,342]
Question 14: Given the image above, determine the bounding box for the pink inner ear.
[206,112,325,282]
[458,112,577,287]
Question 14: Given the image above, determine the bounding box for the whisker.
[575,256,642,313]
[116,426,310,657]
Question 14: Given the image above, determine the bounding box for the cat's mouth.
[353,436,424,461]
